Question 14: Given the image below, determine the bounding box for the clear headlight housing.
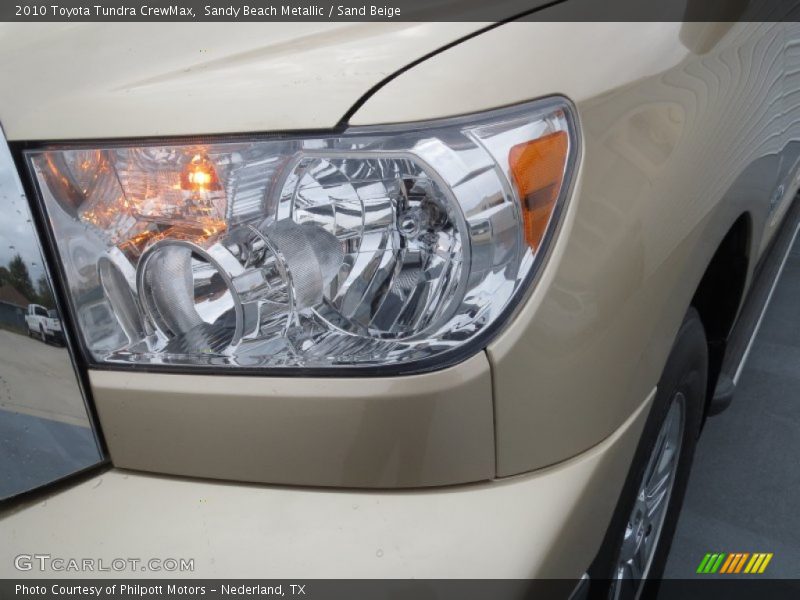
[28,98,576,372]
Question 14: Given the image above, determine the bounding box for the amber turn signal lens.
[508,131,568,250]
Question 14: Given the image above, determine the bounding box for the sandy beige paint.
[0,22,483,140]
[0,387,652,579]
[4,22,793,486]
[89,352,494,488]
[352,21,791,475]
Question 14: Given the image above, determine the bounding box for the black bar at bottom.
[4,579,800,600]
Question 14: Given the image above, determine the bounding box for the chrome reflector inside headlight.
[28,98,576,371]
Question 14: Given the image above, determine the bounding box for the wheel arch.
[689,212,752,410]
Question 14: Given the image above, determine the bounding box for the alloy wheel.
[610,392,685,599]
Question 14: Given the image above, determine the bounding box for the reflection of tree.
[0,254,54,309]
[6,254,35,301]
[36,274,55,309]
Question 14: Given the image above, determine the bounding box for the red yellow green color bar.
[696,552,773,574]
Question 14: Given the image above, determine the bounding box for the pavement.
[664,237,800,579]
[0,328,92,427]
[0,328,101,499]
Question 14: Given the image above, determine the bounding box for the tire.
[589,307,707,599]
[39,325,47,343]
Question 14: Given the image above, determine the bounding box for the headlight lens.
[28,98,576,371]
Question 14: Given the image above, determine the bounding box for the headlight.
[27,98,577,372]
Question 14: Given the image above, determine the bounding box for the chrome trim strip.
[733,219,800,384]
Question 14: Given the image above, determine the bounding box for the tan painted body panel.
[0,22,483,140]
[73,21,795,484]
[5,21,792,487]
[89,353,494,488]
[0,388,652,579]
[353,21,795,475]
[1,21,797,570]
[1,18,798,580]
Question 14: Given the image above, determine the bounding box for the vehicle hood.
[0,22,489,141]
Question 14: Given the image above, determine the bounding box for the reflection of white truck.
[25,304,62,343]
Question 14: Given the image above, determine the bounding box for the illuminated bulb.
[188,169,212,187]
[181,154,220,192]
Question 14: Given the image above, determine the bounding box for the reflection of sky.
[0,137,46,282]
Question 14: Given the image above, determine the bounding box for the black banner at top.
[2,0,800,22]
